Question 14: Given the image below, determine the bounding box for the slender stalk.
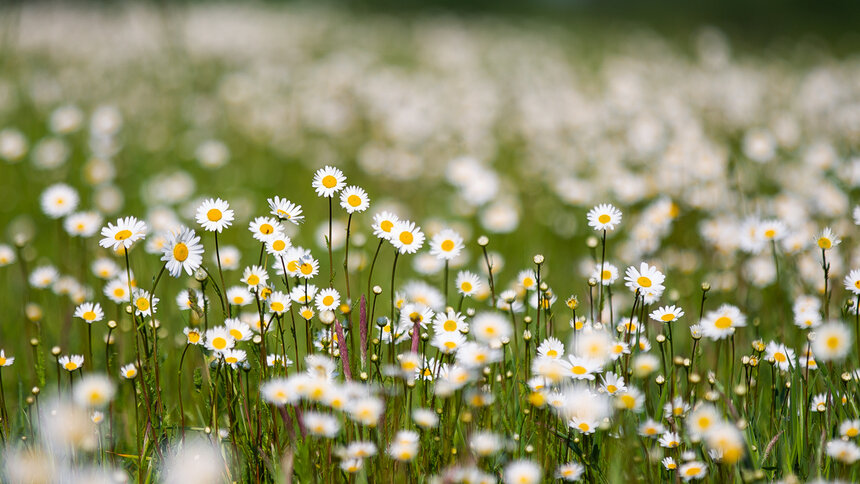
[214,232,230,318]
[598,229,606,324]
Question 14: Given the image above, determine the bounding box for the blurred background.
[1,0,859,303]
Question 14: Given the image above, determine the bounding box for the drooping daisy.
[248,216,282,243]
[64,211,102,237]
[41,183,79,219]
[811,321,852,362]
[537,337,565,359]
[843,269,860,295]
[267,196,304,225]
[161,226,203,277]
[315,288,341,312]
[372,211,399,240]
[242,265,269,290]
[0,350,15,367]
[649,305,684,323]
[390,220,425,254]
[701,304,747,340]
[59,354,84,372]
[587,203,622,231]
[205,327,235,352]
[196,198,234,233]
[74,302,104,324]
[456,271,482,297]
[624,262,666,294]
[120,363,137,379]
[339,185,370,213]
[764,341,796,371]
[815,227,841,250]
[99,216,147,251]
[429,229,464,261]
[131,288,158,317]
[591,262,619,286]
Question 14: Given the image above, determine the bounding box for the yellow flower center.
[572,366,587,375]
[461,282,472,292]
[89,391,103,403]
[247,274,260,286]
[207,209,222,222]
[606,384,617,393]
[173,243,189,262]
[578,422,590,431]
[188,332,200,343]
[301,309,313,319]
[773,352,786,363]
[229,329,243,340]
[114,229,132,240]
[602,270,611,280]
[444,341,457,349]
[225,357,238,364]
[826,336,840,349]
[714,316,732,329]
[818,238,831,249]
[684,467,700,476]
[135,298,149,311]
[441,240,455,251]
[0,357,6,365]
[660,313,675,321]
[764,229,776,238]
[380,220,393,232]
[442,319,457,331]
[273,240,286,251]
[323,295,334,306]
[322,175,337,188]
[637,276,652,288]
[271,302,284,312]
[126,369,137,378]
[260,223,274,234]
[598,214,611,224]
[212,337,227,350]
[82,310,97,321]
[523,277,534,288]
[399,231,414,245]
[64,362,78,370]
[621,394,635,408]
[347,194,361,207]
[547,349,558,357]
[300,263,313,275]
[846,428,859,437]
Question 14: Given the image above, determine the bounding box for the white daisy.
[267,196,304,225]
[74,302,104,324]
[587,203,622,231]
[196,198,234,233]
[248,216,282,242]
[390,220,425,254]
[99,216,148,252]
[429,229,464,261]
[40,183,79,219]
[339,185,370,213]
[161,226,204,277]
[312,165,346,198]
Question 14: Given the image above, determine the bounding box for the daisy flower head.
[624,263,665,295]
[567,356,603,381]
[600,371,626,395]
[765,341,796,371]
[249,216,282,243]
[587,203,622,231]
[315,288,341,312]
[304,412,341,438]
[372,211,399,240]
[196,198,234,233]
[537,337,565,359]
[0,245,15,267]
[242,265,269,290]
[214,244,240,270]
[41,183,79,219]
[266,233,292,256]
[471,311,511,345]
[261,378,298,406]
[390,220,424,254]
[340,185,370,213]
[312,165,346,198]
[220,349,247,368]
[431,331,466,354]
[701,304,747,340]
[0,350,14,367]
[162,226,203,277]
[184,327,203,345]
[206,327,235,352]
[844,269,860,295]
[517,269,538,291]
[64,211,103,237]
[662,457,677,471]
[59,354,84,372]
[433,309,468,334]
[99,216,147,252]
[650,305,684,323]
[268,291,291,314]
[658,431,681,449]
[556,462,585,481]
[811,321,852,362]
[73,374,115,408]
[176,289,206,311]
[267,196,304,225]
[503,460,542,484]
[591,262,619,286]
[296,256,320,279]
[639,419,665,438]
[679,461,706,481]
[456,271,482,297]
[429,229,464,261]
[826,440,860,464]
[120,363,137,379]
[74,302,104,324]
[227,286,253,306]
[225,318,253,341]
[840,419,860,438]
[131,288,158,317]
[759,219,788,242]
[815,227,840,250]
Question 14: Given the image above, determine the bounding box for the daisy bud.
[194,267,208,281]
[533,254,544,265]
[701,282,710,291]
[477,235,489,247]
[51,346,61,356]
[372,285,382,295]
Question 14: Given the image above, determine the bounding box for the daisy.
[299,306,315,321]
[40,183,79,219]
[616,387,645,412]
[339,185,370,213]
[131,289,158,317]
[242,265,269,290]
[639,419,665,438]
[678,462,706,481]
[431,332,466,354]
[429,229,464,261]
[517,269,538,291]
[176,289,206,311]
[161,226,203,277]
[372,211,399,240]
[455,271,482,297]
[92,257,119,279]
[261,378,298,406]
[226,286,253,306]
[537,337,565,359]
[0,350,15,367]
[662,457,677,471]
[591,262,619,286]
[312,166,346,198]
[220,349,247,368]
[765,341,796,371]
[290,284,317,305]
[267,196,304,225]
[390,220,425,254]
[120,363,137,379]
[840,419,860,438]
[433,309,468,334]
[28,266,59,289]
[456,342,501,368]
[624,262,665,295]
[600,371,626,395]
[249,216,282,243]
[99,216,147,252]
[658,431,681,449]
[225,319,253,341]
[268,291,291,314]
[266,233,292,256]
[304,411,340,438]
[74,302,104,324]
[196,198,234,233]
[64,211,102,237]
[566,356,602,381]
[214,244,240,270]
[815,227,840,250]
[400,303,434,329]
[664,396,690,418]
[760,219,788,241]
[184,327,203,345]
[0,245,15,267]
[340,460,362,474]
[59,354,84,371]
[104,278,131,303]
[205,327,235,352]
[503,460,542,484]
[811,321,852,361]
[267,354,293,369]
[587,203,622,231]
[826,440,860,464]
[810,393,829,412]
[843,269,860,295]
[73,374,115,408]
[471,312,511,345]
[701,304,747,340]
[649,305,684,323]
[296,257,320,279]
[556,462,584,482]
[315,288,341,312]
[687,404,719,438]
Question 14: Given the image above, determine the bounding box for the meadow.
[0,3,859,483]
